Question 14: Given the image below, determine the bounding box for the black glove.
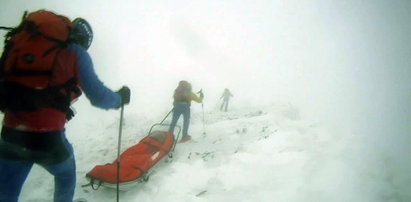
[199,91,204,99]
[66,108,75,121]
[117,86,130,105]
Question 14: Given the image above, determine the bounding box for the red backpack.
[0,10,80,113]
[173,80,191,102]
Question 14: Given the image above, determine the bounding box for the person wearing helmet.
[71,17,93,50]
[0,10,130,202]
[168,80,203,143]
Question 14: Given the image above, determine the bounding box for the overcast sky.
[1,0,410,176]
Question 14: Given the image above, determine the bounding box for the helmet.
[71,18,93,49]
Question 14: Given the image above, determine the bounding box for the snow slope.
[17,103,407,202]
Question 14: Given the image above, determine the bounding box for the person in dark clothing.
[220,88,233,112]
[168,80,203,143]
[0,10,130,202]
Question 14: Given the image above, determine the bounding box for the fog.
[1,0,410,199]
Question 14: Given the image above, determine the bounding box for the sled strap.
[131,165,146,175]
[81,179,102,190]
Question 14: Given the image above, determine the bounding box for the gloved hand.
[199,90,204,99]
[116,86,130,105]
[66,108,75,121]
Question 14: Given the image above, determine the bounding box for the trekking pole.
[116,104,125,202]
[197,89,206,135]
[201,103,206,135]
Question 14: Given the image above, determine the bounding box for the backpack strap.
[0,27,13,31]
[23,20,69,50]
[1,11,28,45]
[2,77,80,114]
[47,77,81,112]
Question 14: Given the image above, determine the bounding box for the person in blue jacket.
[0,11,130,202]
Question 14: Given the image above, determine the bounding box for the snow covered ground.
[16,102,408,202]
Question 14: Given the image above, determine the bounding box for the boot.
[179,135,192,143]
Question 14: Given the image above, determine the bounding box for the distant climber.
[220,88,233,112]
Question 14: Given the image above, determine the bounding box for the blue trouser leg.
[169,104,191,136]
[182,106,190,136]
[169,106,183,134]
[0,158,33,202]
[0,131,75,202]
[42,153,76,202]
[41,133,75,202]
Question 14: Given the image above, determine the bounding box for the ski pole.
[201,103,206,135]
[196,89,206,135]
[116,104,125,202]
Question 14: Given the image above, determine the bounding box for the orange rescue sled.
[85,128,177,190]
